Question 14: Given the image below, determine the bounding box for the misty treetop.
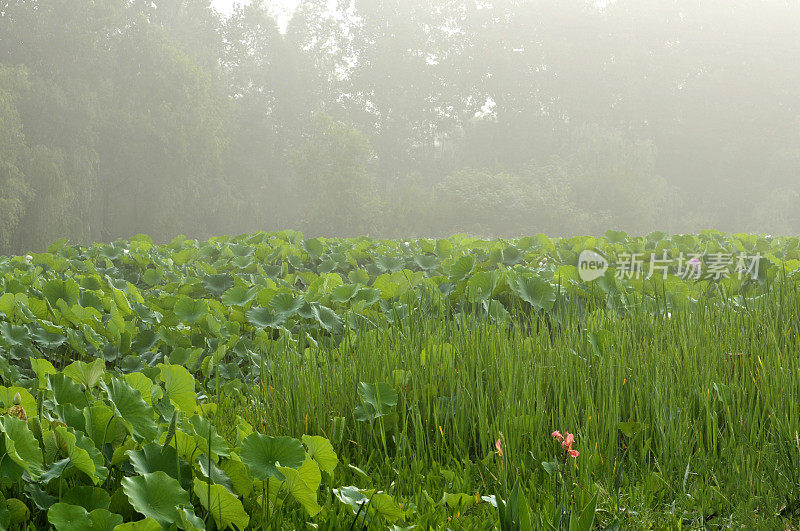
[1,0,799,254]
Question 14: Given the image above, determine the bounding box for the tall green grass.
[238,285,800,528]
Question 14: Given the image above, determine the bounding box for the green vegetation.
[0,231,798,528]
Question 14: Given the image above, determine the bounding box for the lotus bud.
[12,392,21,406]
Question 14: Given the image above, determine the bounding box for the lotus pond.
[0,231,799,529]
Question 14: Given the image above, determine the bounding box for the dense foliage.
[2,0,800,253]
[0,231,799,528]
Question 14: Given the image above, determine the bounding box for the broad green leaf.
[240,434,304,481]
[245,306,285,329]
[30,358,56,388]
[301,435,338,476]
[121,471,190,526]
[127,443,192,490]
[0,416,43,479]
[101,378,157,441]
[6,497,28,525]
[0,322,30,347]
[186,415,230,458]
[54,426,104,484]
[42,279,80,307]
[173,297,207,324]
[448,255,476,282]
[158,363,196,414]
[277,458,322,517]
[88,508,123,531]
[192,479,250,530]
[63,359,106,389]
[508,275,557,311]
[203,274,234,297]
[218,459,253,497]
[47,503,90,531]
[48,373,86,408]
[268,293,304,316]
[370,492,406,522]
[123,373,154,405]
[62,486,110,512]
[112,517,161,530]
[354,382,398,422]
[221,286,258,307]
[441,492,477,509]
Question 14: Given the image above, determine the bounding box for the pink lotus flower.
[551,431,563,442]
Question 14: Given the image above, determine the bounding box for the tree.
[0,66,32,252]
[291,116,380,236]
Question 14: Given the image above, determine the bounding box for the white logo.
[578,250,608,281]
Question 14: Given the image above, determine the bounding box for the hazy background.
[1,0,798,253]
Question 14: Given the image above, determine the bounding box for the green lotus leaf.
[0,321,30,348]
[39,458,71,484]
[508,274,557,312]
[186,415,230,458]
[54,426,106,484]
[142,268,163,287]
[47,503,90,531]
[123,373,155,405]
[158,363,196,414]
[413,254,439,270]
[221,286,258,307]
[330,283,361,303]
[202,274,234,297]
[218,459,254,497]
[192,478,249,531]
[277,457,322,517]
[240,433,304,481]
[113,517,161,530]
[354,382,398,422]
[448,255,476,282]
[0,416,43,479]
[466,271,497,302]
[374,255,405,273]
[177,506,206,531]
[42,278,80,307]
[62,486,110,512]
[101,377,157,441]
[30,358,57,388]
[121,471,190,525]
[88,508,123,531]
[301,435,338,476]
[6,497,29,525]
[268,293,304,316]
[173,296,207,324]
[197,454,235,494]
[245,306,285,329]
[28,322,66,347]
[63,358,106,389]
[311,304,342,333]
[440,492,478,508]
[127,443,192,490]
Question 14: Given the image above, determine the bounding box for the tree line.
[1,0,798,253]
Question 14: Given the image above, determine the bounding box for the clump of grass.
[246,286,800,527]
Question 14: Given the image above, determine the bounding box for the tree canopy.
[1,0,798,252]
